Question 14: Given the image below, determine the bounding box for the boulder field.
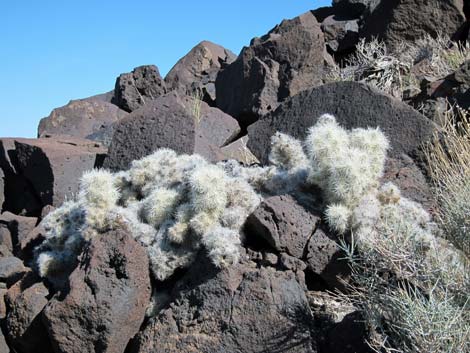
[1,1,468,352]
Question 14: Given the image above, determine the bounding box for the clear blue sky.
[0,0,330,138]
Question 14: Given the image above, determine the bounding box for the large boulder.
[247,81,435,164]
[428,60,470,109]
[112,65,167,112]
[246,194,320,259]
[321,15,359,54]
[361,0,466,48]
[131,259,317,353]
[332,0,380,18]
[103,92,240,171]
[43,226,151,353]
[38,95,128,144]
[0,212,38,254]
[0,257,26,286]
[2,137,106,211]
[165,41,237,105]
[216,11,331,127]
[5,280,52,353]
[0,140,42,216]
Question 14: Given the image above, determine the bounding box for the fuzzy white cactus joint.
[78,169,119,230]
[269,132,308,170]
[325,204,352,234]
[202,226,241,268]
[141,188,180,228]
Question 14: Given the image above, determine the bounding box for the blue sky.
[0,0,330,137]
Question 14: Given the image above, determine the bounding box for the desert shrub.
[332,104,470,352]
[328,35,470,99]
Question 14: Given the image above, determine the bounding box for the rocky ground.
[1,1,469,352]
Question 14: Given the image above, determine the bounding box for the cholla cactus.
[35,148,261,283]
[33,113,441,300]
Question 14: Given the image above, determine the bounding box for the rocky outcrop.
[43,227,151,353]
[321,15,359,54]
[5,279,52,353]
[361,0,466,48]
[0,212,38,255]
[0,169,4,210]
[113,65,167,112]
[246,195,320,259]
[247,82,436,207]
[165,41,236,106]
[103,92,240,171]
[0,137,106,213]
[216,11,332,127]
[0,257,26,286]
[425,60,470,109]
[247,81,435,164]
[38,95,128,144]
[131,259,317,353]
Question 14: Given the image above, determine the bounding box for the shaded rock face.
[0,137,106,214]
[0,212,38,256]
[332,0,380,18]
[0,168,4,211]
[5,281,51,353]
[43,227,151,353]
[0,140,43,216]
[165,41,237,105]
[247,81,435,164]
[0,257,26,286]
[103,92,240,171]
[321,15,359,54]
[0,329,8,353]
[428,60,470,109]
[216,11,331,127]
[113,65,167,112]
[361,0,466,48]
[38,96,128,145]
[246,195,320,259]
[131,259,317,353]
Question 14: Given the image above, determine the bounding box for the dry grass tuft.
[425,104,470,256]
[327,35,470,99]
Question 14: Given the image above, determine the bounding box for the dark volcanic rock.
[428,60,470,109]
[323,311,370,353]
[246,194,320,259]
[248,81,435,164]
[113,65,167,112]
[0,257,26,286]
[305,227,349,290]
[0,212,38,254]
[43,227,151,353]
[165,41,237,105]
[321,15,359,53]
[0,139,42,216]
[0,329,9,353]
[131,260,317,353]
[332,0,380,18]
[0,168,4,210]
[104,92,239,171]
[38,96,128,144]
[10,137,106,209]
[382,155,435,210]
[361,0,466,48]
[5,281,51,353]
[0,224,12,252]
[216,11,331,126]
